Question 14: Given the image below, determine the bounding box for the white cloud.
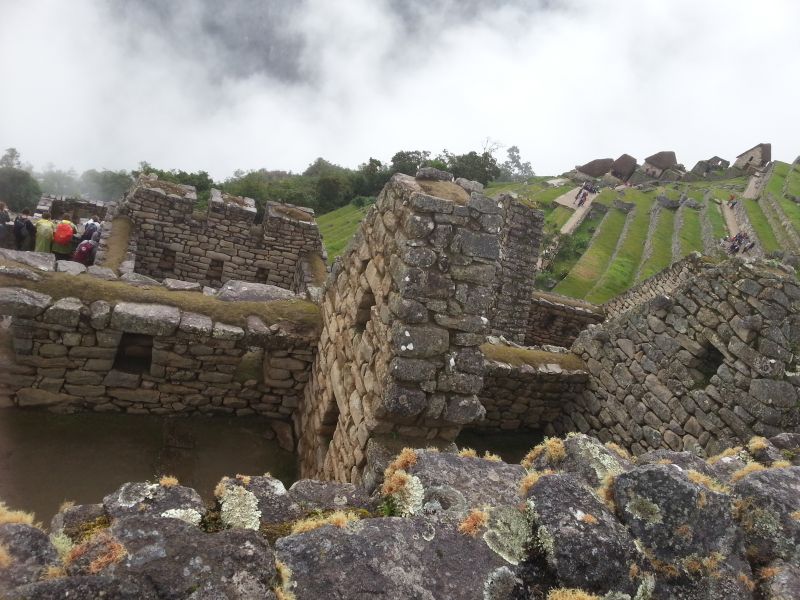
[0,0,798,178]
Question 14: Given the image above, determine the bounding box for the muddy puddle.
[0,410,296,523]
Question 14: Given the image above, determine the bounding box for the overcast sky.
[1,0,799,179]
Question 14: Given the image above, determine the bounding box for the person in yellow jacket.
[34,211,55,253]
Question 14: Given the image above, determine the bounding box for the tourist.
[71,232,99,266]
[81,214,101,241]
[34,211,55,253]
[0,202,10,246]
[51,213,78,260]
[12,209,35,251]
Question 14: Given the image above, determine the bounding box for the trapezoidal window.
[158,248,176,271]
[206,259,224,285]
[113,333,153,374]
[691,342,725,388]
[256,267,269,282]
[354,289,375,335]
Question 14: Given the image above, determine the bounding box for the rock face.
[1,433,800,599]
[216,280,296,302]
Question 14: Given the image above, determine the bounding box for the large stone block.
[0,288,51,318]
[110,303,181,336]
[43,297,83,327]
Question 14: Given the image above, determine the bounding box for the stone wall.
[524,291,604,347]
[475,347,588,431]
[560,257,800,456]
[35,195,108,221]
[296,173,507,483]
[602,252,702,318]
[489,196,543,342]
[120,177,324,290]
[0,285,316,421]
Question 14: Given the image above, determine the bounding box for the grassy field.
[742,198,781,254]
[545,209,606,283]
[766,162,800,234]
[545,205,574,233]
[553,208,627,299]
[317,203,371,262]
[584,191,652,303]
[704,199,728,241]
[637,208,676,281]
[678,207,703,257]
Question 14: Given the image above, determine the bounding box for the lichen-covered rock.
[406,449,526,511]
[110,516,276,599]
[524,473,642,596]
[0,524,59,594]
[759,559,800,600]
[275,514,510,599]
[0,248,56,271]
[102,482,205,523]
[109,302,180,336]
[613,464,753,599]
[288,480,373,513]
[218,475,302,527]
[49,503,106,542]
[0,287,51,318]
[7,574,158,600]
[524,434,632,488]
[216,280,296,302]
[769,433,800,465]
[732,466,800,565]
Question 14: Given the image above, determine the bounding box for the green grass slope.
[637,208,676,281]
[318,203,371,262]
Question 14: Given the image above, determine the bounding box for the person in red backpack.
[51,213,78,260]
[71,231,100,266]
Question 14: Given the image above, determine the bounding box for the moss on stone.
[101,216,132,272]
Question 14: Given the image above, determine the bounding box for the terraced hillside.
[314,164,800,306]
[549,179,747,303]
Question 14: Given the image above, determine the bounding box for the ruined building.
[1,170,799,486]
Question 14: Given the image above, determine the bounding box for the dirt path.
[555,187,598,235]
[721,202,740,237]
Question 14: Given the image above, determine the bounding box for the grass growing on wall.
[480,343,586,371]
[553,208,627,299]
[101,217,132,272]
[585,191,652,304]
[545,206,574,233]
[767,162,800,234]
[0,267,321,332]
[545,209,607,283]
[637,208,676,281]
[742,199,781,254]
[317,203,370,262]
[678,208,704,258]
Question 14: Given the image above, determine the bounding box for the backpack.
[13,217,30,239]
[54,221,74,245]
[81,221,98,241]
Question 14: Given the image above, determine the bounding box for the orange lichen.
[738,573,756,592]
[579,513,599,525]
[790,510,800,521]
[522,437,566,468]
[628,563,640,580]
[386,448,418,477]
[519,470,555,496]
[381,470,411,496]
[458,509,489,536]
[87,538,127,574]
[158,475,179,487]
[675,524,693,540]
[758,566,781,580]
[40,565,67,580]
[595,473,617,510]
[730,462,766,483]
[696,491,708,509]
[235,474,252,485]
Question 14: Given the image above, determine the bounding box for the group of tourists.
[722,231,755,255]
[574,183,592,207]
[0,202,102,266]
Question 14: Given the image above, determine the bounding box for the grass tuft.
[707,446,743,465]
[0,501,37,527]
[730,462,767,483]
[519,470,555,496]
[686,470,730,495]
[158,475,179,487]
[746,436,769,453]
[290,510,360,535]
[0,543,11,568]
[101,216,132,272]
[546,588,601,600]
[458,448,478,458]
[482,451,502,462]
[481,343,586,371]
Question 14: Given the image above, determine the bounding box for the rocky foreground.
[1,433,799,599]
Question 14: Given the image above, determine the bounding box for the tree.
[79,169,133,202]
[134,162,213,207]
[442,150,501,185]
[0,148,22,169]
[39,167,81,197]
[390,150,431,176]
[499,145,535,182]
[0,167,41,211]
[351,158,390,198]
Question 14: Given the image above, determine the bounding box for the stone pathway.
[555,187,598,235]
[721,202,740,237]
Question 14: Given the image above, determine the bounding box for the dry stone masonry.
[114,176,324,290]
[524,290,605,347]
[563,257,800,456]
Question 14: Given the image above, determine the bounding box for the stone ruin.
[2,169,800,598]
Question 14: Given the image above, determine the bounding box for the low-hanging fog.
[1,0,799,177]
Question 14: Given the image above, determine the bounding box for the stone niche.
[295,172,545,483]
[114,176,325,291]
[561,257,800,456]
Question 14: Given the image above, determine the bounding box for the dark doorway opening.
[113,333,153,374]
[207,259,224,285]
